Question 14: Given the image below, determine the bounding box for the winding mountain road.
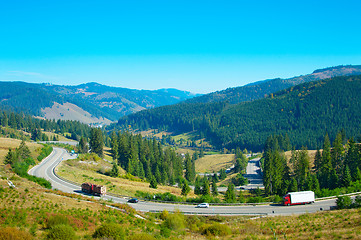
[29,147,338,216]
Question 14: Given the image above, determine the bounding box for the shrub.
[353,195,361,208]
[247,196,265,203]
[336,196,352,209]
[0,227,33,240]
[272,195,282,203]
[46,215,70,229]
[92,223,125,240]
[163,211,185,230]
[159,224,171,238]
[129,233,156,240]
[37,145,53,161]
[46,224,76,240]
[159,210,169,220]
[201,223,231,236]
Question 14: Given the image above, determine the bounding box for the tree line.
[107,131,188,188]
[0,109,91,141]
[114,75,361,152]
[263,132,361,197]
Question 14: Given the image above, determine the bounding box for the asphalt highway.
[29,147,338,216]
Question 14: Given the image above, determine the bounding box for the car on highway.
[128,198,139,203]
[196,203,209,208]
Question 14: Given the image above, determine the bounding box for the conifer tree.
[181,181,191,196]
[4,148,17,165]
[219,168,227,180]
[17,140,31,160]
[355,167,361,182]
[342,165,352,187]
[313,149,322,173]
[202,176,210,196]
[295,147,310,186]
[78,136,88,154]
[211,181,218,196]
[289,178,298,192]
[184,153,195,182]
[110,132,118,161]
[319,133,332,188]
[110,162,119,177]
[149,176,157,189]
[194,176,202,195]
[89,128,104,158]
[224,183,236,203]
[331,132,344,175]
[212,171,219,183]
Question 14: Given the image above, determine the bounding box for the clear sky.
[1,0,361,93]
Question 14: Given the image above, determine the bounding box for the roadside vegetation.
[1,177,361,239]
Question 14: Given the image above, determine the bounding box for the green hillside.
[116,75,361,151]
[185,65,361,105]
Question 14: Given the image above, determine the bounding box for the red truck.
[81,182,106,196]
[283,191,315,206]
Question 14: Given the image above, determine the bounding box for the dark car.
[128,198,139,203]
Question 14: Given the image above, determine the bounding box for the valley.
[1,66,361,239]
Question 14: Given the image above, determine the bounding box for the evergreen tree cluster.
[234,148,249,173]
[115,75,361,151]
[263,131,361,196]
[0,109,91,141]
[110,131,188,186]
[4,140,52,189]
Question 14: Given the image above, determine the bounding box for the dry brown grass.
[57,156,196,198]
[195,154,235,173]
[1,167,361,239]
[0,138,42,165]
[284,149,319,171]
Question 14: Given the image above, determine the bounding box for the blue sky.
[1,1,361,93]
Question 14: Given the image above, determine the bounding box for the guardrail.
[148,210,268,216]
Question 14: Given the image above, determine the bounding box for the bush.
[163,211,185,230]
[272,195,282,203]
[129,233,156,240]
[0,227,33,240]
[336,196,352,209]
[231,173,248,186]
[92,223,125,240]
[46,215,70,229]
[37,145,53,161]
[46,224,76,240]
[201,223,231,236]
[353,195,361,208]
[159,224,171,238]
[247,196,265,203]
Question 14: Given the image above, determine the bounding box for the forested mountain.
[185,65,361,104]
[0,81,199,124]
[116,75,361,151]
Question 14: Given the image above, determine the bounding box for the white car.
[196,203,209,208]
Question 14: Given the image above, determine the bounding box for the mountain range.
[116,66,361,151]
[0,82,199,125]
[186,65,361,104]
[1,65,361,133]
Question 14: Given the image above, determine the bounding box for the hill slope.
[0,81,199,125]
[116,75,361,151]
[186,65,361,104]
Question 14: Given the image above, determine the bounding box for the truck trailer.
[283,191,315,206]
[81,182,106,196]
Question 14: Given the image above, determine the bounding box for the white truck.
[283,191,315,206]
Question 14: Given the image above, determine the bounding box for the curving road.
[29,147,338,216]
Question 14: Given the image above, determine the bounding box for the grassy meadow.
[195,154,235,173]
[57,153,197,198]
